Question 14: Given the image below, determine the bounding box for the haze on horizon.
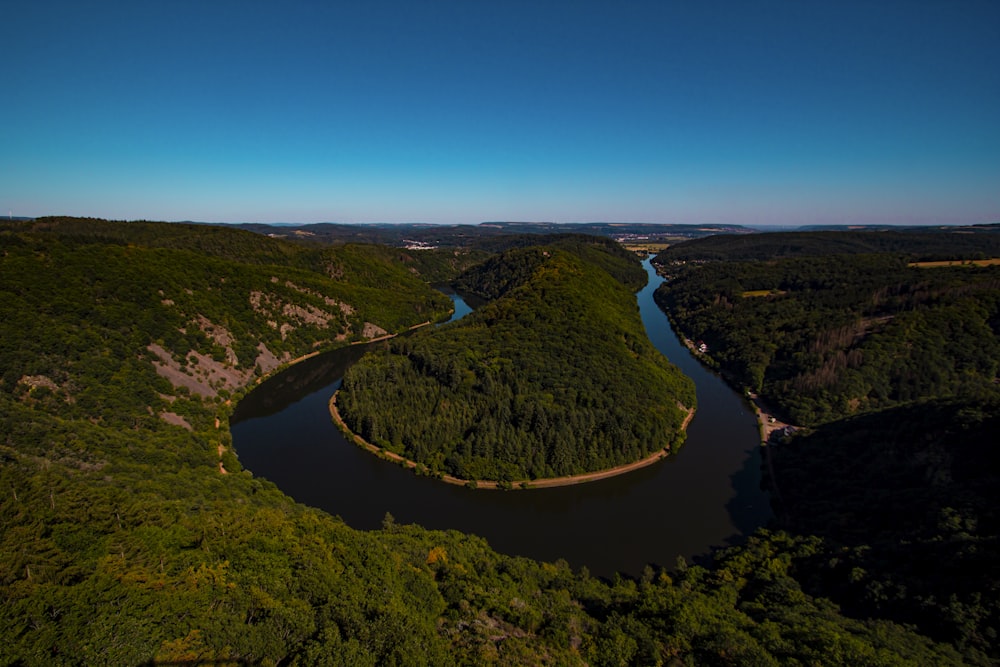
[3,1,999,227]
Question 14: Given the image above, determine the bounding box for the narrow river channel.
[231,258,771,577]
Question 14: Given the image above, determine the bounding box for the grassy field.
[622,242,673,254]
[742,289,788,298]
[910,258,1000,268]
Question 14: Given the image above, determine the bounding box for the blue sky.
[3,1,998,225]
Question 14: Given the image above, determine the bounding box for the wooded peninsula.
[336,237,695,485]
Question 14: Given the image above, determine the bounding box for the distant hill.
[21,215,997,250]
[229,220,756,248]
[655,227,1000,262]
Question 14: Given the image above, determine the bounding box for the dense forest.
[654,242,1000,425]
[336,239,695,483]
[657,226,1000,263]
[653,230,1000,661]
[0,218,988,664]
[766,397,1000,658]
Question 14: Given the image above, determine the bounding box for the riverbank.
[656,299,791,504]
[650,282,791,510]
[329,391,695,490]
[352,319,434,345]
[249,317,439,386]
[673,329,796,446]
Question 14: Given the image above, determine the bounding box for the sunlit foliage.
[0,220,978,664]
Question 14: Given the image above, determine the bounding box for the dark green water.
[232,259,771,577]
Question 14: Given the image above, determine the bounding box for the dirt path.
[216,417,229,474]
[352,320,433,345]
[329,392,695,490]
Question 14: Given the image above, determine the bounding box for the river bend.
[232,259,770,577]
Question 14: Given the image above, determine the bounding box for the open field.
[742,289,788,298]
[910,258,1000,268]
[622,242,673,254]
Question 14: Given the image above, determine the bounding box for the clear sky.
[3,1,999,225]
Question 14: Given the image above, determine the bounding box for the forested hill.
[453,234,647,298]
[654,226,1000,263]
[10,216,487,283]
[652,230,1000,661]
[654,237,1000,426]
[0,219,456,408]
[767,396,1000,659]
[0,219,976,664]
[337,242,695,483]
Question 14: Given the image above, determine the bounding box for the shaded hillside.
[338,243,695,483]
[768,397,1000,662]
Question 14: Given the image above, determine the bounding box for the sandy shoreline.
[329,392,695,490]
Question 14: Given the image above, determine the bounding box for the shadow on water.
[232,346,372,421]
[232,259,773,577]
[725,443,771,539]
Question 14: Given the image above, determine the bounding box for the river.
[231,258,771,577]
